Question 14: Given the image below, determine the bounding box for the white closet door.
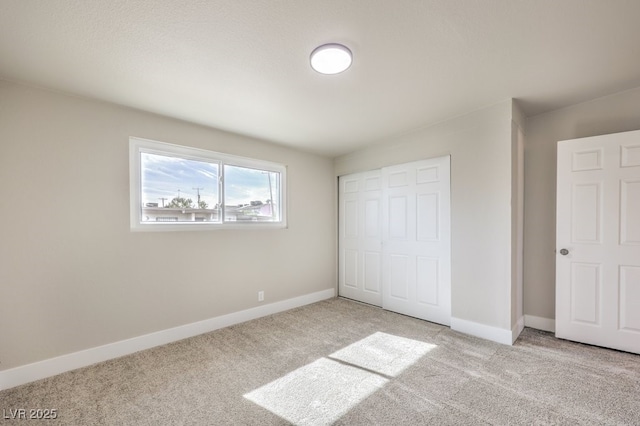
[382,156,451,325]
[338,170,383,306]
[556,130,640,354]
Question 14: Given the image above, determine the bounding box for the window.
[130,137,286,230]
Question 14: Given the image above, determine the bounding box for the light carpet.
[1,298,639,425]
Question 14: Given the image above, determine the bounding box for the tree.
[198,200,208,209]
[165,196,194,208]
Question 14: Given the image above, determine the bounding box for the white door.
[382,157,451,325]
[338,170,383,306]
[556,129,640,354]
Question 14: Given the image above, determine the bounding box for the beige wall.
[0,81,336,370]
[335,100,516,332]
[524,86,640,320]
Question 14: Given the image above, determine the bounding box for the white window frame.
[129,137,287,231]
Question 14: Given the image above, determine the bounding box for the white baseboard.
[450,317,514,346]
[512,316,525,343]
[0,288,335,391]
[524,315,556,333]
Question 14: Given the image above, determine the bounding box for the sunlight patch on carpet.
[244,358,388,425]
[244,332,437,425]
[330,331,437,377]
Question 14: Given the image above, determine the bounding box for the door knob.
[559,248,569,256]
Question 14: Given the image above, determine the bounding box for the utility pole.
[159,197,167,207]
[193,187,204,206]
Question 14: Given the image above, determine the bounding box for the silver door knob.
[559,248,569,256]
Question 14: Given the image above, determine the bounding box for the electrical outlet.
[258,291,264,302]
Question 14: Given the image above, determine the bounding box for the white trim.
[450,317,514,346]
[512,316,525,343]
[524,315,556,333]
[0,288,335,391]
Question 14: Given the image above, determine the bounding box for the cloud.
[140,152,279,208]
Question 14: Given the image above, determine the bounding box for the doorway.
[556,129,640,354]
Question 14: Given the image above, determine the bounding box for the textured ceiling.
[1,0,640,157]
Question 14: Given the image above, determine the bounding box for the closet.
[338,156,451,325]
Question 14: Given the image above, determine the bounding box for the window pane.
[223,164,281,222]
[140,152,220,223]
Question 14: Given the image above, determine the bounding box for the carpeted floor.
[1,297,639,425]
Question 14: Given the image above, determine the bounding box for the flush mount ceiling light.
[310,43,352,75]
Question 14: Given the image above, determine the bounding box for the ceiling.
[1,0,640,157]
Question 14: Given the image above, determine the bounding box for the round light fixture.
[310,43,352,75]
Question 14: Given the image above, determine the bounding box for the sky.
[141,153,279,208]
